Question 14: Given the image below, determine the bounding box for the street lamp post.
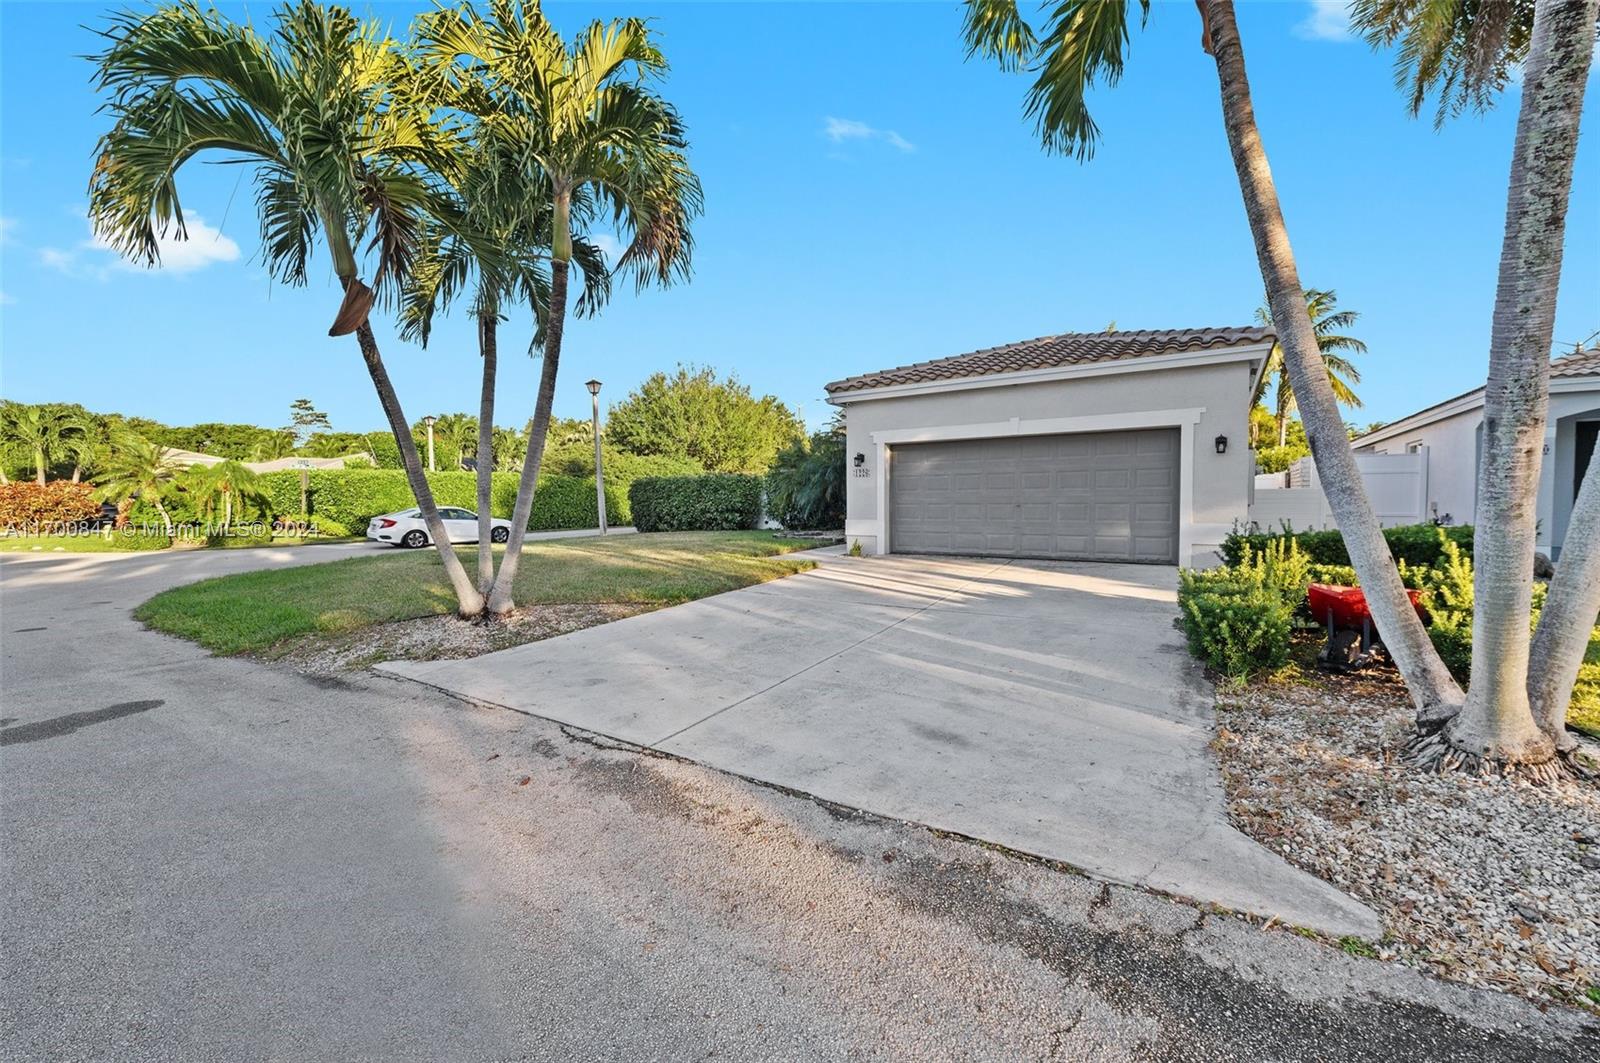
[586,380,606,535]
[422,415,437,473]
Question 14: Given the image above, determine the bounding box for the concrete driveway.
[382,553,1378,938]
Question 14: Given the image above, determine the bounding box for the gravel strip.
[1214,666,1600,1010]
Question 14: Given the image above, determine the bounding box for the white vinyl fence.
[1247,448,1429,532]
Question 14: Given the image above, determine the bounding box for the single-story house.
[824,326,1274,567]
[1351,346,1599,559]
[160,449,375,474]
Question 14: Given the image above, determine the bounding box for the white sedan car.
[367,507,513,548]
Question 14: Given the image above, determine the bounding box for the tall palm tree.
[195,459,263,528]
[1359,0,1598,775]
[416,1,701,614]
[491,425,526,471]
[253,429,298,462]
[963,0,1463,716]
[1253,289,1367,447]
[88,0,488,615]
[399,127,611,591]
[97,433,179,534]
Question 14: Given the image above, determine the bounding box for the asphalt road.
[2,544,1597,1061]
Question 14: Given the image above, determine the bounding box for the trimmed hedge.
[205,523,274,549]
[257,469,625,533]
[629,474,764,532]
[1221,522,1473,568]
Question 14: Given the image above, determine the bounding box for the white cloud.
[823,116,916,153]
[88,211,241,273]
[1294,1,1353,42]
[40,211,241,279]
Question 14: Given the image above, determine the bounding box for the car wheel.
[490,526,510,543]
[402,530,428,549]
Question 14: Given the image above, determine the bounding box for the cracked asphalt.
[3,547,1597,1061]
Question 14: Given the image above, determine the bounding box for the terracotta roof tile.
[824,326,1274,395]
[1550,346,1600,378]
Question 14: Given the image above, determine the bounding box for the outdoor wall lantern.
[1214,434,1228,455]
[853,452,866,468]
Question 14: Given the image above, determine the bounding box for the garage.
[826,326,1273,567]
[889,429,1180,562]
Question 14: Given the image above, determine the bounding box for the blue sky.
[1,1,1596,434]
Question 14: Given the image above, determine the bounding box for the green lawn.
[0,533,162,553]
[135,530,819,655]
[1571,629,1600,740]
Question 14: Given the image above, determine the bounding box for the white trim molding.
[826,344,1272,406]
[864,408,1207,563]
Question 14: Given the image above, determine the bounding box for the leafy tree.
[605,365,804,474]
[96,432,179,533]
[963,0,1461,715]
[182,459,264,527]
[286,399,331,445]
[1,402,76,484]
[1253,289,1367,446]
[303,431,370,458]
[491,425,526,471]
[89,0,489,614]
[416,1,702,615]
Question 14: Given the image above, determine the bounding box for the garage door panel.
[890,429,1178,563]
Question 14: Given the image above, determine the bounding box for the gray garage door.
[889,429,1179,562]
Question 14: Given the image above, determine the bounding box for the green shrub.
[112,529,172,551]
[1306,563,1359,587]
[274,513,352,538]
[1221,522,1473,568]
[206,523,274,549]
[629,474,764,531]
[1177,574,1293,679]
[256,468,624,533]
[766,431,846,530]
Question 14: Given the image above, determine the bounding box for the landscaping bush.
[0,481,101,529]
[205,523,274,549]
[1220,522,1473,568]
[273,513,353,538]
[112,528,172,550]
[629,474,764,532]
[1177,572,1293,679]
[257,468,630,533]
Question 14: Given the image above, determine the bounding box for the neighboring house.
[824,327,1273,567]
[1351,347,1599,560]
[158,449,375,474]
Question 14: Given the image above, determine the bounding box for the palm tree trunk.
[223,489,232,530]
[1199,0,1464,716]
[350,310,484,617]
[475,312,499,593]
[34,446,46,485]
[153,496,173,536]
[1530,456,1600,753]
[486,258,567,615]
[71,466,82,484]
[487,187,574,616]
[1430,0,1594,775]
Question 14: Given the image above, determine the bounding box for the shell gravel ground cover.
[1214,660,1600,1010]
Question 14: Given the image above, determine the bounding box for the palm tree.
[1253,289,1367,447]
[491,425,526,472]
[97,433,178,534]
[963,0,1463,716]
[252,429,298,462]
[416,1,701,615]
[1358,0,1597,776]
[88,0,487,615]
[1,402,64,484]
[399,124,611,592]
[192,459,262,528]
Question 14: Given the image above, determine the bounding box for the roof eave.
[825,342,1274,405]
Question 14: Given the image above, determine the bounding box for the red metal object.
[1306,584,1426,628]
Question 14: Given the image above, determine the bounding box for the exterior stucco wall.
[1356,383,1599,557]
[834,360,1253,567]
[1357,410,1481,526]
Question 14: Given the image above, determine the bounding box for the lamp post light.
[586,380,607,534]
[422,415,438,472]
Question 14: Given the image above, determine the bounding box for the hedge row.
[257,469,626,533]
[628,474,764,532]
[0,481,101,527]
[1221,522,1473,568]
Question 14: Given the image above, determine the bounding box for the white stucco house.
[1351,346,1599,560]
[825,326,1274,567]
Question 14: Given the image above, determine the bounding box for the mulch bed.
[1213,655,1600,1010]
